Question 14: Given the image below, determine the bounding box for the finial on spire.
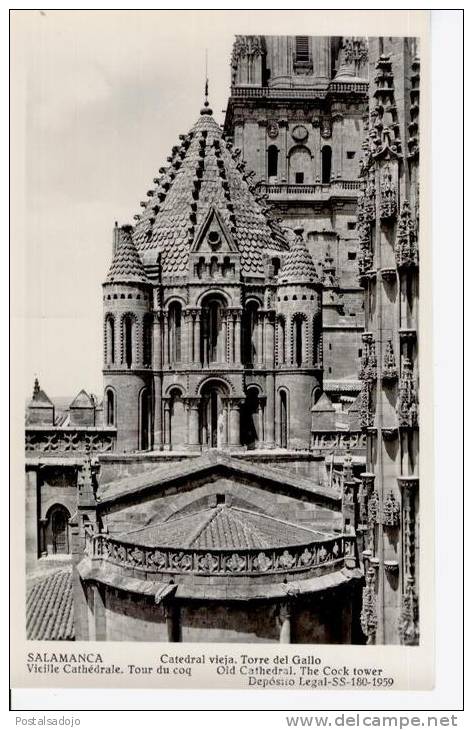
[33,377,40,398]
[201,49,213,115]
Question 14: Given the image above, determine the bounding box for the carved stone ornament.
[382,490,401,527]
[382,339,397,381]
[397,356,418,428]
[267,121,279,139]
[321,117,332,139]
[399,577,419,646]
[360,567,377,643]
[291,124,309,142]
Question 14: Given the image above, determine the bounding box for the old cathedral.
[25,35,420,646]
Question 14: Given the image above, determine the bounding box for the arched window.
[169,302,182,363]
[243,301,260,366]
[279,390,288,448]
[143,314,152,367]
[106,315,115,365]
[288,146,313,184]
[271,257,281,277]
[123,314,134,368]
[140,389,150,451]
[105,388,115,426]
[322,146,332,184]
[268,145,279,179]
[50,506,70,554]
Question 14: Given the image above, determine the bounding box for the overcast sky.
[13,10,423,400]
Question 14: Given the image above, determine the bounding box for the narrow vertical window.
[106,389,115,426]
[169,303,182,363]
[124,315,133,368]
[268,145,278,179]
[280,391,288,448]
[294,317,304,366]
[322,146,332,184]
[106,316,115,365]
[143,314,152,367]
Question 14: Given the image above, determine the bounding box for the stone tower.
[275,228,323,448]
[224,35,369,396]
[357,38,420,645]
[102,98,336,454]
[102,224,152,452]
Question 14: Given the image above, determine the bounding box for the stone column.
[163,400,171,450]
[186,398,201,450]
[258,312,265,366]
[222,310,228,364]
[228,311,235,363]
[152,311,163,450]
[279,602,292,643]
[279,119,288,182]
[228,398,242,447]
[39,517,48,558]
[162,312,169,367]
[234,311,242,365]
[332,113,344,180]
[194,310,201,364]
[257,397,265,443]
[202,308,209,367]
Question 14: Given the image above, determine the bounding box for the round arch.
[43,503,72,555]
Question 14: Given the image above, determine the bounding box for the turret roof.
[105,225,149,285]
[278,229,319,284]
[132,106,289,276]
[28,378,53,407]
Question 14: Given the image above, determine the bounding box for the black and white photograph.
[20,18,421,648]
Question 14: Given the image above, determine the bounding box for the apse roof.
[105,225,149,285]
[278,230,319,284]
[132,104,289,277]
[120,504,326,550]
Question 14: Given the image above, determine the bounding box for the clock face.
[267,122,279,139]
[292,124,309,142]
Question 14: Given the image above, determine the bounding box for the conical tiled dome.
[105,225,149,285]
[132,108,289,276]
[278,230,319,284]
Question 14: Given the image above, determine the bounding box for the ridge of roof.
[105,225,149,285]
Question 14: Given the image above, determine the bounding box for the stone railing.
[86,532,356,578]
[311,431,366,454]
[259,181,362,198]
[230,83,368,99]
[25,427,117,454]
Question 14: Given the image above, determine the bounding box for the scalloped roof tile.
[105,226,149,285]
[26,569,74,641]
[278,232,319,284]
[132,108,289,276]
